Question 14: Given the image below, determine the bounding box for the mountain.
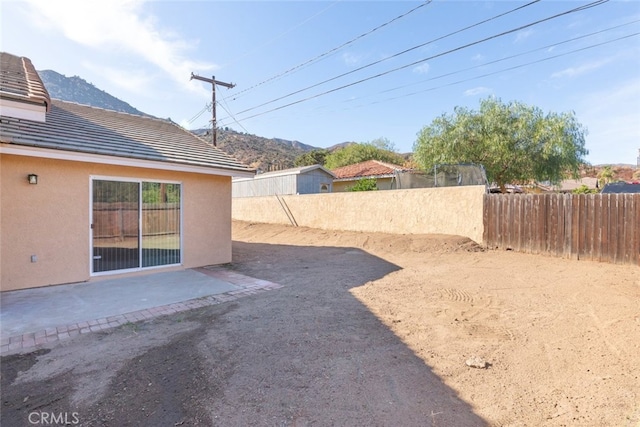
[192,128,319,171]
[38,70,145,116]
[35,70,344,170]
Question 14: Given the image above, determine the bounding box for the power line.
[230,0,433,99]
[355,32,640,110]
[230,0,610,123]
[221,30,637,129]
[232,0,542,115]
[331,19,640,108]
[187,103,211,125]
[217,96,250,134]
[221,0,343,68]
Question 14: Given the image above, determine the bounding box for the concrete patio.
[0,267,282,355]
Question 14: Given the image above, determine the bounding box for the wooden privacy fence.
[483,193,640,266]
[93,203,180,238]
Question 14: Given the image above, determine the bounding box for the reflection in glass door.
[92,179,181,274]
[92,180,140,273]
[141,182,181,267]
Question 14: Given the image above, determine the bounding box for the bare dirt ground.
[2,221,639,426]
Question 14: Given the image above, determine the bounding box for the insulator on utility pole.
[190,72,235,147]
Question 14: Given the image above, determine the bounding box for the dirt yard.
[2,221,638,426]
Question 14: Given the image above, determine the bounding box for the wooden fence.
[93,203,180,238]
[483,193,640,266]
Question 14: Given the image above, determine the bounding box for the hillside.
[36,70,326,170]
[192,128,318,171]
[38,70,145,116]
[581,164,637,181]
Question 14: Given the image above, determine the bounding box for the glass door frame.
[90,175,183,276]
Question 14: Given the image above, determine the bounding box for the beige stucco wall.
[1,153,231,291]
[232,185,486,243]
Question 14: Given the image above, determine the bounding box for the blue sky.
[2,0,639,165]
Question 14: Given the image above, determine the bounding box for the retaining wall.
[232,186,486,243]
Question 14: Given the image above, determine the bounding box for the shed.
[0,52,254,291]
[232,165,335,198]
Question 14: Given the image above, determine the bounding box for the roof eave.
[0,143,256,178]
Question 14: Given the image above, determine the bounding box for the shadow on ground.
[204,241,487,426]
[1,240,486,426]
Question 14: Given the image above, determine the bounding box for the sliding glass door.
[141,182,181,267]
[92,178,181,274]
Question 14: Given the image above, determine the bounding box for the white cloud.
[471,53,486,62]
[551,58,614,79]
[464,87,492,97]
[412,63,430,75]
[342,52,364,67]
[23,0,216,93]
[514,28,534,44]
[82,61,153,96]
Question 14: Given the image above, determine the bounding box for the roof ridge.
[0,52,51,111]
[371,159,405,169]
[21,56,51,111]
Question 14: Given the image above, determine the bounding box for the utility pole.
[190,73,235,147]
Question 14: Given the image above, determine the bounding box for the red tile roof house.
[331,160,411,192]
[0,52,254,291]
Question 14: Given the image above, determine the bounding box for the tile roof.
[0,52,50,110]
[535,177,599,192]
[558,177,599,192]
[0,53,253,174]
[332,160,410,180]
[253,164,335,179]
[601,181,640,194]
[1,100,253,172]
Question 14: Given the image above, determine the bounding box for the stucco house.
[331,160,410,192]
[0,52,254,291]
[232,164,335,198]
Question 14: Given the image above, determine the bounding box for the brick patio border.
[0,267,282,356]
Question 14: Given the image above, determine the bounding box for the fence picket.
[483,193,639,266]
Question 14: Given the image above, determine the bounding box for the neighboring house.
[332,160,410,192]
[601,181,640,194]
[0,52,254,291]
[232,164,335,198]
[536,177,600,193]
[557,177,600,193]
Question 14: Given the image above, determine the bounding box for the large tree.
[324,138,405,170]
[413,97,588,192]
[294,149,329,167]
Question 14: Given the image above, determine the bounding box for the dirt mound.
[232,221,484,255]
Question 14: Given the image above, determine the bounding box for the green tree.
[294,149,329,167]
[597,165,615,187]
[349,178,378,192]
[413,97,588,193]
[572,184,598,194]
[325,138,405,170]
